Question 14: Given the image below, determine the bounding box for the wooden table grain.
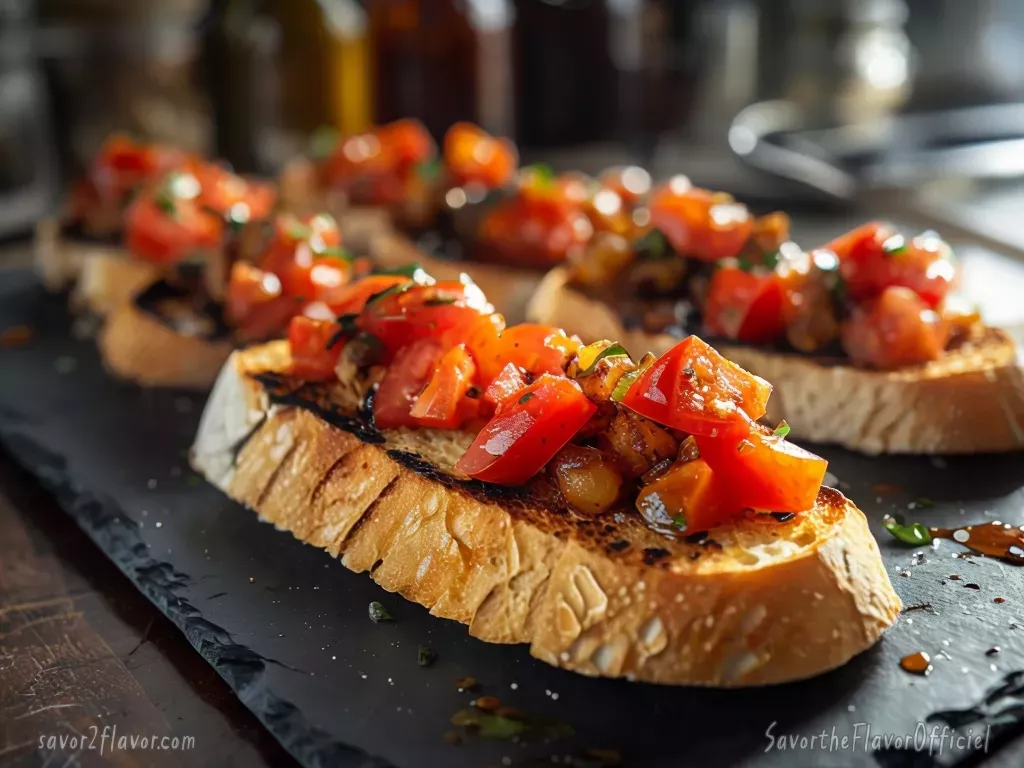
[0,458,296,768]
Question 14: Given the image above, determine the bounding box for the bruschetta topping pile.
[286,267,828,535]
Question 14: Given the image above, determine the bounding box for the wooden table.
[0,458,297,768]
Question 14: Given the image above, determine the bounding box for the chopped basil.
[634,228,669,259]
[326,314,360,350]
[417,645,437,667]
[882,234,907,256]
[736,255,753,272]
[578,343,629,376]
[831,273,848,303]
[518,391,535,405]
[156,193,177,217]
[320,246,354,262]
[287,220,312,241]
[773,421,791,438]
[366,282,411,306]
[672,514,687,531]
[368,601,393,622]
[762,250,780,269]
[882,515,933,546]
[523,162,556,187]
[424,296,457,306]
[611,367,642,402]
[373,262,424,279]
[308,126,340,160]
[451,709,526,740]
[415,157,442,183]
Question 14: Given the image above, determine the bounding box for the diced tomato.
[123,175,223,264]
[456,374,596,485]
[325,274,412,316]
[695,420,827,513]
[193,161,277,222]
[373,338,446,429]
[359,281,493,358]
[476,190,593,268]
[483,362,529,413]
[703,266,786,344]
[840,286,949,369]
[620,336,771,436]
[461,312,508,383]
[288,316,344,381]
[444,122,517,189]
[496,324,581,377]
[409,344,478,429]
[635,457,741,533]
[824,222,956,308]
[83,135,186,210]
[376,118,435,171]
[648,178,752,262]
[225,261,298,340]
[598,165,652,208]
[260,213,344,300]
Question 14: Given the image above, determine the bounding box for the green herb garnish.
[762,250,780,269]
[366,282,412,306]
[424,296,457,306]
[187,475,202,488]
[882,234,907,256]
[611,368,643,402]
[882,515,933,546]
[672,514,687,531]
[417,645,437,667]
[287,220,312,241]
[831,273,848,303]
[773,421,791,438]
[578,343,629,376]
[450,708,573,741]
[415,157,442,183]
[523,163,556,187]
[736,255,753,272]
[372,262,425,280]
[635,228,669,259]
[326,314,360,350]
[320,246,354,262]
[518,392,535,405]
[368,601,393,622]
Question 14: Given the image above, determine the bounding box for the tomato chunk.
[824,222,956,308]
[409,345,478,429]
[373,339,446,429]
[123,173,223,264]
[648,178,752,262]
[483,362,529,413]
[635,458,741,533]
[260,213,344,300]
[841,286,949,369]
[360,281,493,358]
[226,261,298,340]
[476,189,592,268]
[456,375,596,485]
[288,316,343,381]
[194,161,277,222]
[620,336,771,436]
[703,266,786,344]
[695,421,827,513]
[444,122,517,189]
[324,274,411,316]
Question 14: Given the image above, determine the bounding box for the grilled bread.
[190,341,901,686]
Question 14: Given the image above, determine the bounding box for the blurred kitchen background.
[5,0,1024,325]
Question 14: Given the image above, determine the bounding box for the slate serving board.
[2,267,1024,768]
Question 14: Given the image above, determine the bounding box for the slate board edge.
[0,425,397,768]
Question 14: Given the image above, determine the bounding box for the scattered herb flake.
[187,474,202,487]
[773,421,791,438]
[672,514,687,530]
[417,645,437,667]
[373,262,424,279]
[635,228,669,259]
[518,392,535,405]
[415,157,442,183]
[368,601,393,622]
[736,255,753,272]
[320,246,354,262]
[366,282,412,306]
[524,162,556,187]
[883,515,933,546]
[424,296,458,306]
[762,250,780,269]
[578,343,629,375]
[882,234,908,256]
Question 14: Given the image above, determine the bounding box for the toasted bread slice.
[98,288,233,390]
[529,267,1024,455]
[34,218,158,314]
[190,341,900,686]
[370,232,543,324]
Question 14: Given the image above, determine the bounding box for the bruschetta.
[190,267,900,686]
[527,188,1024,455]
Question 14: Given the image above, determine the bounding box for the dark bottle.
[513,0,615,148]
[369,0,514,140]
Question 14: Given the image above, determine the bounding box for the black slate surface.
[2,267,1024,768]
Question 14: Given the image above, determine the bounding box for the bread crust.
[370,232,543,324]
[99,301,233,390]
[190,342,901,686]
[528,267,1024,455]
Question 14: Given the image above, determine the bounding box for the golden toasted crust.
[98,301,233,390]
[370,232,543,324]
[190,342,901,686]
[528,267,1024,455]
